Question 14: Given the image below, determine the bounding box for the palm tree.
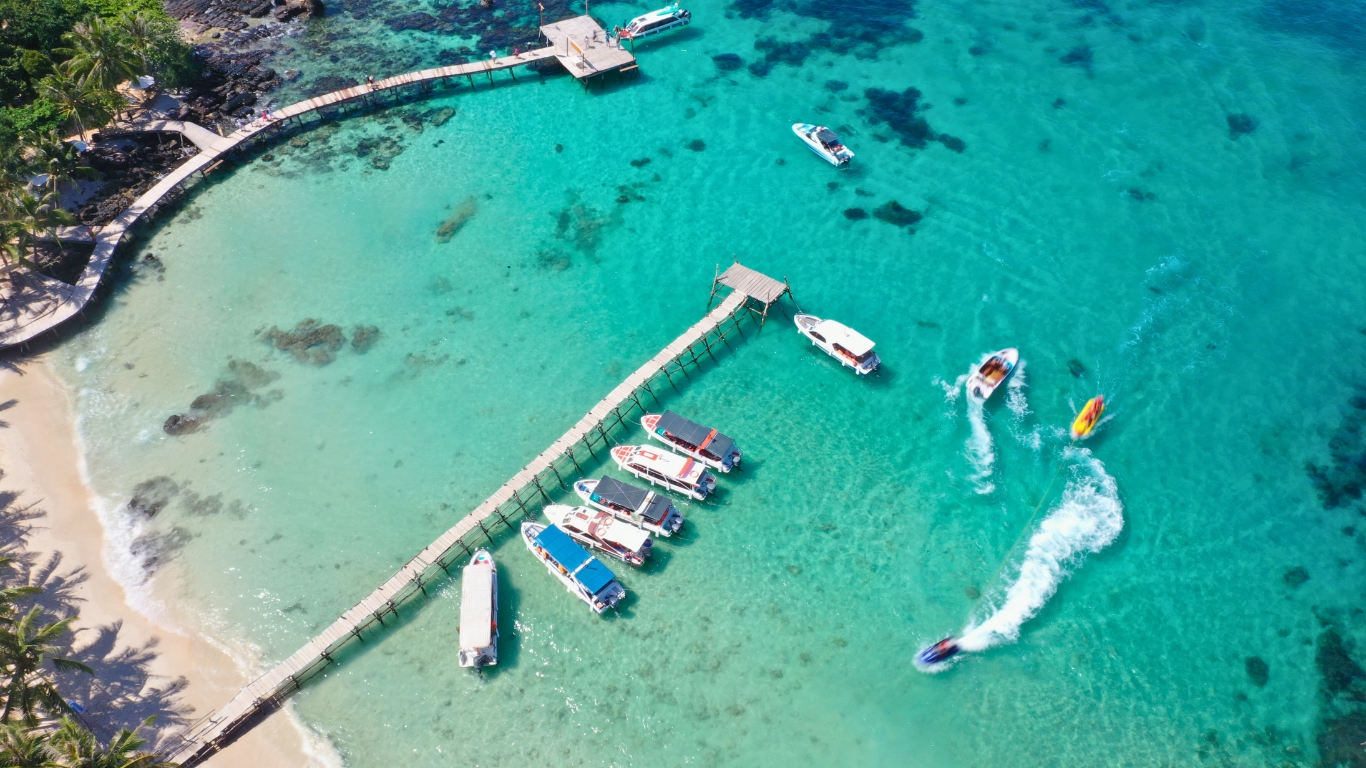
[56,18,140,93]
[1,191,75,271]
[35,74,110,142]
[0,722,59,768]
[47,718,173,768]
[114,14,176,81]
[25,133,97,198]
[0,607,93,726]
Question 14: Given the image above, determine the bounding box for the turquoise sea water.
[51,0,1366,763]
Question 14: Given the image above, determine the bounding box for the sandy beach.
[0,358,328,768]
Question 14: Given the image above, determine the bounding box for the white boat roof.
[813,319,875,356]
[631,446,703,482]
[601,519,651,551]
[459,561,494,650]
[629,4,681,24]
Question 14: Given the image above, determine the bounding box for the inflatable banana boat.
[1070,396,1105,440]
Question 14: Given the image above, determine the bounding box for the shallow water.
[53,0,1366,763]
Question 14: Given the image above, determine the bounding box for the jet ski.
[1070,395,1105,440]
[917,637,961,665]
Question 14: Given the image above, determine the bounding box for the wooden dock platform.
[166,268,785,766]
[540,16,638,79]
[0,16,633,352]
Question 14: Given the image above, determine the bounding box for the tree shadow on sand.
[0,489,196,750]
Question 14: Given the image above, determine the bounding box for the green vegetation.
[1,0,198,144]
[0,558,174,766]
[1,127,93,270]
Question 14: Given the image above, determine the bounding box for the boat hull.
[794,313,880,375]
[543,505,651,566]
[521,522,622,614]
[641,413,741,473]
[792,123,853,167]
[966,348,1020,402]
[457,550,498,669]
[573,479,683,536]
[611,445,715,501]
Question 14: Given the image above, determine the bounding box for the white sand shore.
[0,359,329,768]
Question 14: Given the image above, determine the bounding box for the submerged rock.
[630,157,652,168]
[1068,358,1087,378]
[843,208,868,220]
[873,200,922,227]
[263,320,345,365]
[435,196,478,243]
[1283,566,1310,588]
[1317,628,1364,694]
[352,325,381,352]
[1227,113,1258,139]
[712,53,744,71]
[1060,46,1094,75]
[163,413,204,435]
[685,139,707,152]
[128,477,180,517]
[1245,656,1269,687]
[428,106,456,127]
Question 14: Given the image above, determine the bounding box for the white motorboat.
[792,123,854,167]
[641,411,741,472]
[544,504,652,566]
[457,549,497,669]
[966,348,1020,402]
[619,3,691,39]
[574,476,684,536]
[794,314,880,374]
[611,445,716,500]
[521,522,625,614]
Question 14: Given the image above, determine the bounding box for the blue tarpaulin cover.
[535,524,617,596]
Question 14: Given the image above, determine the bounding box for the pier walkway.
[0,15,633,352]
[167,269,787,766]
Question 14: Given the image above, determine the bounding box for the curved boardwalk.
[0,17,627,351]
[165,284,769,766]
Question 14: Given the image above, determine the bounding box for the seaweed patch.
[861,87,965,153]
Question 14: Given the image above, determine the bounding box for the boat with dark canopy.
[521,521,626,614]
[642,411,742,472]
[574,476,684,536]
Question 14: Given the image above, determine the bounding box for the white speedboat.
[641,411,741,472]
[544,504,652,566]
[792,123,853,167]
[521,522,625,614]
[966,348,1019,402]
[620,3,691,39]
[574,476,684,536]
[457,549,497,669]
[611,445,716,500]
[795,314,880,374]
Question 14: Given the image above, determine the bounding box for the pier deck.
[541,16,638,78]
[167,271,779,766]
[0,16,631,352]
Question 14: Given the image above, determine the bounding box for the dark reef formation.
[162,360,283,435]
[861,87,965,154]
[1228,113,1259,139]
[873,200,922,228]
[843,208,868,220]
[261,319,345,364]
[733,0,922,75]
[712,53,744,71]
[1305,386,1366,508]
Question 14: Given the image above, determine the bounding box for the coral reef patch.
[862,87,965,153]
[262,320,345,365]
[873,200,922,227]
[163,360,285,435]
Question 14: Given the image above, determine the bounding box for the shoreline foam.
[0,358,335,768]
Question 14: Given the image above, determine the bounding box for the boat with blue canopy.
[521,521,626,614]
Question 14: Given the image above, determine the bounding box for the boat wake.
[964,397,996,495]
[919,447,1123,668]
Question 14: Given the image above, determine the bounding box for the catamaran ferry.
[522,522,625,614]
[641,411,741,472]
[544,504,652,566]
[611,445,716,500]
[574,476,684,536]
[457,549,497,669]
[619,3,691,40]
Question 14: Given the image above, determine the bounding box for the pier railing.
[166,285,772,766]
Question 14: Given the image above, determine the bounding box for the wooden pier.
[166,266,789,766]
[0,15,634,352]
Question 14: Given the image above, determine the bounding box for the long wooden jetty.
[166,267,791,766]
[0,15,634,351]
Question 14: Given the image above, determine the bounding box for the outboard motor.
[917,637,961,665]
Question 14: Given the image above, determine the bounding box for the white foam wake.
[957,447,1123,652]
[964,397,996,495]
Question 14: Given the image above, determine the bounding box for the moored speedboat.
[1071,395,1105,440]
[795,314,880,375]
[521,522,625,614]
[457,549,497,669]
[967,348,1020,402]
[792,123,854,167]
[619,3,691,39]
[641,411,741,472]
[611,445,716,500]
[544,504,652,566]
[574,476,684,536]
